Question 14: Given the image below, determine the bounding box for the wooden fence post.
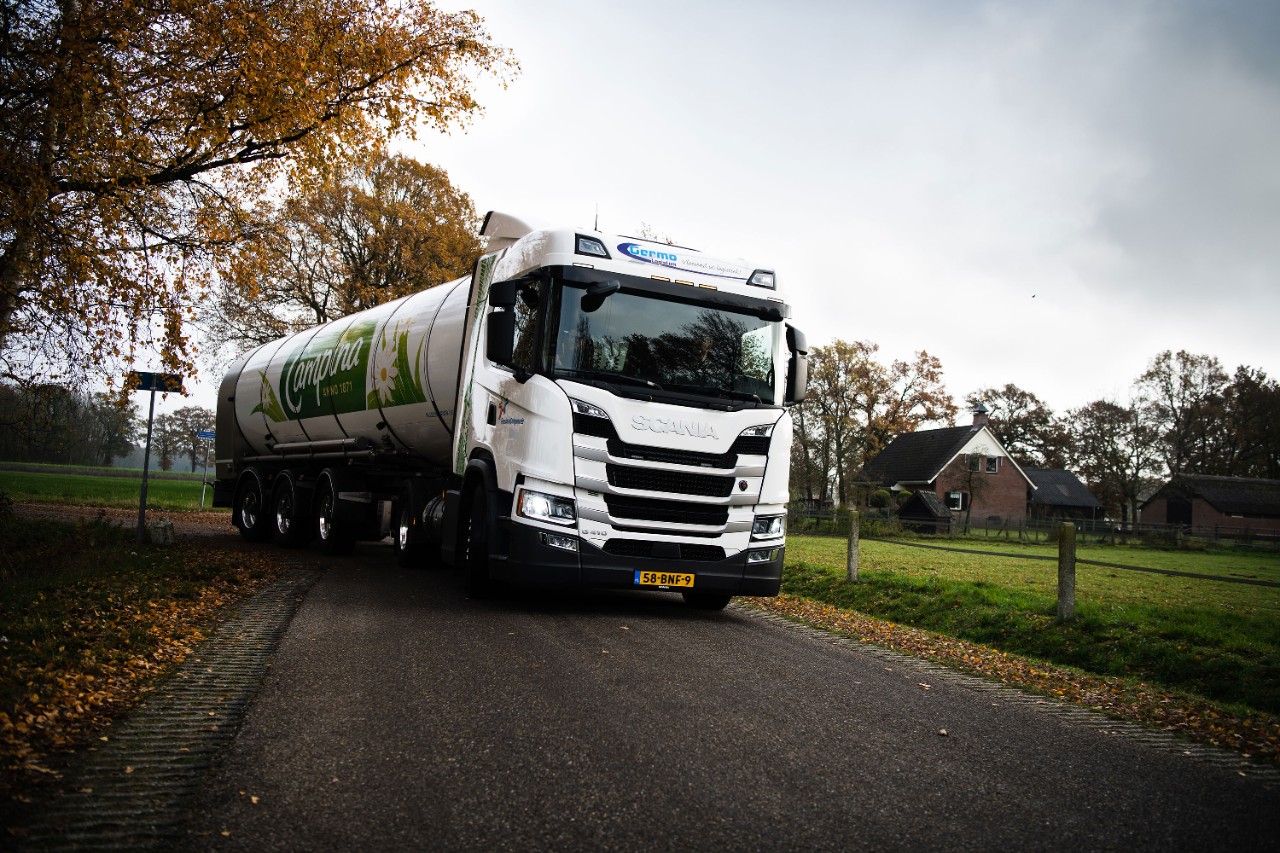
[1057,522,1076,622]
[846,509,860,583]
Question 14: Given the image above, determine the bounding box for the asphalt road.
[184,544,1278,852]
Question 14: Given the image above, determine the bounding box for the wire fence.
[789,509,1280,553]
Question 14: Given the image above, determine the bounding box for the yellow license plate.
[634,570,695,589]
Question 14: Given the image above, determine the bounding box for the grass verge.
[0,511,281,800]
[0,469,219,511]
[767,535,1280,762]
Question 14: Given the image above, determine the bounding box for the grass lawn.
[0,468,218,512]
[783,535,1280,716]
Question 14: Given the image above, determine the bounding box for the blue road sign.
[197,429,216,441]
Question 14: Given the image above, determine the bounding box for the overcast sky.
[177,0,1278,420]
[407,0,1280,415]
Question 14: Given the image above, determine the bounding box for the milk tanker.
[214,212,809,608]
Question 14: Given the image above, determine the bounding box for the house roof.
[1025,469,1102,509]
[858,424,1034,488]
[860,425,977,485]
[1145,475,1280,517]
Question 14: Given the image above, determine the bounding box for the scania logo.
[631,415,718,440]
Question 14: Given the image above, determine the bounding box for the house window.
[986,457,999,474]
[967,455,981,472]
[947,491,967,511]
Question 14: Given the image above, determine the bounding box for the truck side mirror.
[784,324,808,405]
[486,310,515,366]
[489,279,517,308]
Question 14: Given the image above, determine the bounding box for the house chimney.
[972,403,990,427]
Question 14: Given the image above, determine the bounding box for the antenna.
[594,203,599,231]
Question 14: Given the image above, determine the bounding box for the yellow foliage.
[0,0,517,386]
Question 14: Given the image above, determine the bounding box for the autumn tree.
[791,339,955,506]
[156,405,215,471]
[0,383,136,464]
[0,0,515,386]
[1134,350,1230,475]
[209,153,481,352]
[1219,367,1280,479]
[964,383,1070,468]
[1068,399,1163,524]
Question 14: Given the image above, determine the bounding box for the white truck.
[213,212,808,608]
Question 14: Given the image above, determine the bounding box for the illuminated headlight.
[539,531,579,552]
[517,489,577,526]
[751,515,786,539]
[747,548,780,564]
[569,398,608,419]
[740,423,774,438]
[576,235,611,259]
[748,269,776,289]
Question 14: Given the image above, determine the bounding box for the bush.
[868,489,892,509]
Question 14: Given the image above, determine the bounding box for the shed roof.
[1145,475,1280,517]
[1026,469,1102,509]
[899,490,953,520]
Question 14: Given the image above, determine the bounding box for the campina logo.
[618,242,678,266]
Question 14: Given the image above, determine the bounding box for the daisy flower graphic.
[372,325,400,404]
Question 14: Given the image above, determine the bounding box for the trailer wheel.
[316,479,356,556]
[682,591,732,611]
[393,482,426,568]
[273,479,310,548]
[235,472,272,542]
[460,487,492,598]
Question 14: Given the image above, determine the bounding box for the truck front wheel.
[316,480,356,556]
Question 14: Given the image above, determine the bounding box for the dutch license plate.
[634,570,695,589]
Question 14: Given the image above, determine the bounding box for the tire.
[682,591,732,611]
[273,480,310,548]
[460,486,492,598]
[316,479,357,556]
[235,472,273,542]
[393,482,427,568]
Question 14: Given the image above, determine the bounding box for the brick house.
[858,406,1034,527]
[1139,475,1280,535]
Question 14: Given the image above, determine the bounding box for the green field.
[785,535,1280,715]
[0,467,219,511]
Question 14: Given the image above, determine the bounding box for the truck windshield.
[551,283,781,404]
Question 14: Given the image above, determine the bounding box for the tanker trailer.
[213,212,809,608]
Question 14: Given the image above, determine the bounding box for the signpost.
[128,371,185,545]
[197,428,216,508]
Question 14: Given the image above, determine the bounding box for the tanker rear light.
[576,235,611,259]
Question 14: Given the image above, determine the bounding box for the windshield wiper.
[558,369,665,392]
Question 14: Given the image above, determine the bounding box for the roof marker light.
[576,235,610,259]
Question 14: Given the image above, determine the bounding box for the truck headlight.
[517,489,577,526]
[747,548,780,564]
[751,514,786,539]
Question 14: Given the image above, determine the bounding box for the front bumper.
[493,518,783,597]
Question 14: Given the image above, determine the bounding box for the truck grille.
[604,495,729,526]
[606,465,735,498]
[730,435,771,455]
[606,439,735,470]
[603,540,726,562]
